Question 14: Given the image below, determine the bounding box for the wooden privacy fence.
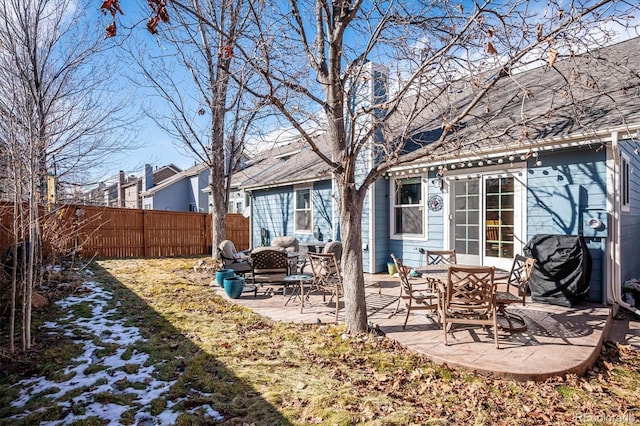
[0,203,249,259]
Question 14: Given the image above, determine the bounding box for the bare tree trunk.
[9,201,18,353]
[209,178,227,257]
[338,182,368,333]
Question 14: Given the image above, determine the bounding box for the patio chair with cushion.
[495,255,536,332]
[218,240,252,275]
[438,265,499,349]
[391,254,439,329]
[248,248,289,293]
[270,236,300,253]
[299,240,343,275]
[307,252,343,323]
[322,241,343,264]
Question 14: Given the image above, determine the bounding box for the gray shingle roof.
[394,37,640,163]
[238,136,331,190]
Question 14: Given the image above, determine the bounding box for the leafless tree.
[114,0,639,333]
[121,0,263,253]
[238,0,639,333]
[0,0,134,352]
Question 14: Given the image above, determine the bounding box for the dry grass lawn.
[1,256,639,425]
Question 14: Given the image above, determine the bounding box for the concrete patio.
[212,273,639,381]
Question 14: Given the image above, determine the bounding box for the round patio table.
[284,274,313,313]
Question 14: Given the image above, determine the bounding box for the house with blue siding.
[242,136,336,248]
[141,162,210,212]
[384,37,640,314]
[242,62,390,273]
[234,37,640,315]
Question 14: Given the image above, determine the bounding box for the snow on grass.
[9,278,223,425]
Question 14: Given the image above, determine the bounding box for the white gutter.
[391,124,640,174]
[608,131,640,315]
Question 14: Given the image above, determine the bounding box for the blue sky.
[102,0,640,179]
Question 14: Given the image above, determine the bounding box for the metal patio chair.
[438,265,499,348]
[307,252,343,323]
[495,255,536,332]
[391,254,439,329]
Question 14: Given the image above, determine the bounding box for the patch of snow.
[9,279,223,425]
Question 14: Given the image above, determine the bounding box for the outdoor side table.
[242,284,258,298]
[284,274,313,313]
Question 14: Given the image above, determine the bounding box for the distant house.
[78,164,181,208]
[141,162,209,212]
[123,164,182,209]
[234,37,640,315]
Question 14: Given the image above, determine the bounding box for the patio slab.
[211,274,619,381]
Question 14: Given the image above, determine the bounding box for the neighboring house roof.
[153,164,182,183]
[141,162,208,196]
[122,164,182,190]
[394,37,640,164]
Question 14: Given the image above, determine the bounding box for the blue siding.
[251,186,293,247]
[388,172,446,270]
[190,171,210,212]
[526,147,607,302]
[373,178,390,273]
[150,181,190,211]
[311,180,334,242]
[250,180,336,249]
[619,139,640,285]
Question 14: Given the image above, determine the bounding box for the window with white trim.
[294,187,312,232]
[621,154,631,211]
[392,177,424,236]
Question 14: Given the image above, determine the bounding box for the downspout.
[248,191,253,250]
[608,132,639,315]
[369,175,376,274]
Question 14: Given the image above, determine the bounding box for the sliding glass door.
[449,173,522,269]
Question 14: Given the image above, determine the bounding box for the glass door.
[453,178,480,265]
[449,174,520,269]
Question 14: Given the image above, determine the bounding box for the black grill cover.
[522,234,592,307]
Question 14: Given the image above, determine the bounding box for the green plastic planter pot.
[223,276,245,299]
[215,269,234,287]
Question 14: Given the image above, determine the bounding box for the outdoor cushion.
[271,236,299,253]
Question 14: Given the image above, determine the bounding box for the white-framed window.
[392,176,424,238]
[294,186,312,233]
[621,154,631,211]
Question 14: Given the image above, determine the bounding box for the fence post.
[142,210,146,257]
